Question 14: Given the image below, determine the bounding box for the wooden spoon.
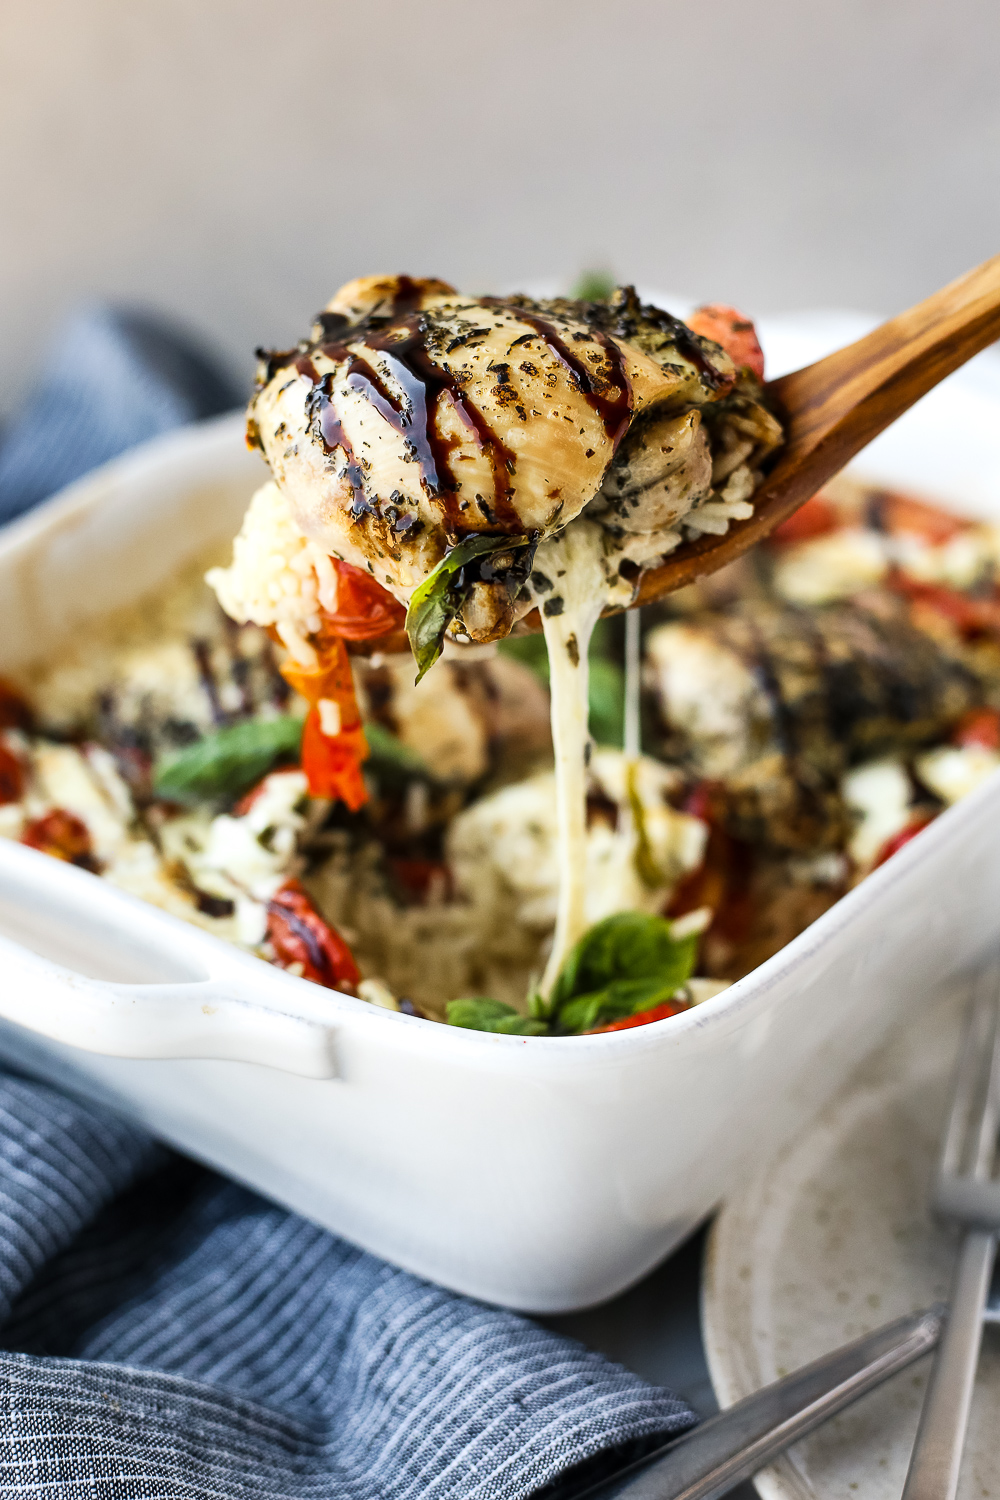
[352,254,1000,656]
[633,251,1000,603]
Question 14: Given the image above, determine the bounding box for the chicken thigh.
[246,276,779,643]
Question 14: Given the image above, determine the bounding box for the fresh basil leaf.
[446,997,549,1035]
[526,987,548,1020]
[555,992,606,1034]
[406,534,531,684]
[550,911,697,1015]
[363,721,429,780]
[556,975,686,1035]
[153,715,304,804]
[571,270,616,303]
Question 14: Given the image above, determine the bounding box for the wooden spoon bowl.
[635,252,1000,603]
[511,253,1000,634]
[347,256,1000,655]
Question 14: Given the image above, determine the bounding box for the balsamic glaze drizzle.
[646,313,727,390]
[307,376,368,515]
[486,303,634,452]
[312,310,523,534]
[260,285,646,539]
[591,286,729,393]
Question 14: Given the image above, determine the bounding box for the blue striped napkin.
[0,307,696,1496]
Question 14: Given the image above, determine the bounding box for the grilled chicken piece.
[248,276,751,641]
[587,408,712,535]
[516,288,782,544]
[29,570,289,779]
[503,287,738,408]
[646,600,983,850]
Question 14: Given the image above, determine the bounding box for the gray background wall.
[2,0,997,407]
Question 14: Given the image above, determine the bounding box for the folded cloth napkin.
[0,305,242,526]
[0,1070,695,1499]
[0,307,698,1498]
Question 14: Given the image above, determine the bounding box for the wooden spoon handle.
[636,252,1000,601]
[768,252,1000,482]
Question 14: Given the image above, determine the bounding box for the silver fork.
[901,968,1000,1500]
[578,974,1000,1500]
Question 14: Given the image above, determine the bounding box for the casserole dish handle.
[0,932,339,1079]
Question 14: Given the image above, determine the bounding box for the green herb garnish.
[571,270,616,303]
[405,534,532,683]
[445,912,697,1038]
[153,715,304,804]
[548,911,697,1034]
[446,998,548,1035]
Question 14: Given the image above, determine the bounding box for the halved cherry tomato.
[768,494,841,549]
[951,707,1000,751]
[265,879,360,992]
[0,745,24,804]
[586,999,689,1034]
[300,707,369,810]
[871,815,934,871]
[21,809,99,870]
[281,636,369,808]
[686,304,765,380]
[877,492,968,545]
[324,559,406,641]
[889,573,1000,638]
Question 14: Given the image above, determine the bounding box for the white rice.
[206,481,339,661]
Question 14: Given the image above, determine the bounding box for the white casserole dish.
[0,316,998,1313]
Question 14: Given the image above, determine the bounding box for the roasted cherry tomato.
[0,744,25,804]
[300,707,369,810]
[324,559,406,641]
[21,809,99,870]
[686,304,765,380]
[876,492,968,545]
[277,566,404,809]
[872,815,934,871]
[951,707,1000,752]
[768,494,841,549]
[388,857,454,905]
[889,573,1000,639]
[265,879,361,992]
[668,782,756,950]
[586,999,689,1034]
[281,636,369,808]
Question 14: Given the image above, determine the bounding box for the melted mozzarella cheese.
[534,522,633,993]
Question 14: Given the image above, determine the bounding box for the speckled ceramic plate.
[702,981,1000,1500]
